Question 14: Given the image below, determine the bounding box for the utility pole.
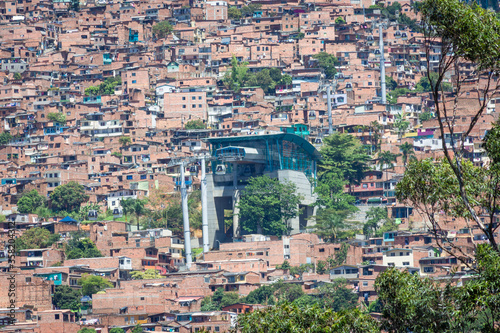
[379,22,387,104]
[180,162,192,268]
[326,83,333,135]
[201,155,209,253]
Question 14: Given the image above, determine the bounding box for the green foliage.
[397,13,420,31]
[131,324,143,333]
[393,112,410,137]
[109,329,125,333]
[312,52,338,79]
[377,150,400,172]
[53,285,81,311]
[201,288,240,311]
[78,274,112,296]
[120,198,149,229]
[0,132,12,145]
[13,72,22,80]
[69,0,79,11]
[328,242,350,267]
[130,269,161,280]
[316,132,369,211]
[118,136,131,146]
[14,227,60,251]
[419,111,433,122]
[152,21,173,39]
[78,329,96,333]
[415,72,452,93]
[318,278,358,312]
[316,260,327,274]
[421,0,500,71]
[363,207,389,237]
[84,76,121,96]
[241,3,262,17]
[309,209,358,242]
[78,202,101,221]
[399,142,415,167]
[50,181,89,213]
[237,176,303,237]
[228,6,242,19]
[184,119,205,130]
[65,236,102,259]
[17,189,45,214]
[335,17,346,24]
[234,302,379,333]
[278,260,291,270]
[224,56,250,93]
[387,88,410,104]
[111,151,122,158]
[244,285,275,305]
[47,112,66,124]
[385,75,397,91]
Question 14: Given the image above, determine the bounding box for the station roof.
[206,133,321,160]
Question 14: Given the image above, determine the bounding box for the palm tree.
[370,121,383,153]
[121,198,148,230]
[377,150,400,197]
[399,142,416,168]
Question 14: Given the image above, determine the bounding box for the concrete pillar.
[232,162,239,239]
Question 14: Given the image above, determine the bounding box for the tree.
[419,111,433,122]
[244,285,275,305]
[50,181,89,213]
[393,111,411,138]
[79,274,112,296]
[228,6,242,19]
[78,202,101,221]
[241,3,261,17]
[130,269,161,280]
[316,133,369,211]
[385,75,398,91]
[85,77,121,96]
[415,72,453,93]
[13,72,22,80]
[312,52,338,79]
[237,176,303,236]
[131,324,143,333]
[77,327,97,333]
[14,227,60,251]
[120,198,148,230]
[318,278,358,312]
[53,285,81,311]
[184,119,205,130]
[414,0,500,255]
[399,142,415,168]
[152,21,173,39]
[66,237,103,259]
[335,17,346,24]
[47,112,66,124]
[201,288,240,311]
[224,56,251,92]
[309,209,357,242]
[363,207,390,237]
[377,151,400,187]
[69,0,79,11]
[118,136,131,146]
[255,69,276,94]
[17,189,45,214]
[233,302,379,333]
[109,329,125,333]
[316,260,327,274]
[0,132,12,145]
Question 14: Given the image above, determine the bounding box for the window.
[192,96,196,100]
[126,175,133,180]
[403,262,410,266]
[319,248,325,253]
[132,80,137,84]
[140,174,147,180]
[424,267,434,273]
[362,281,368,286]
[182,97,186,100]
[55,314,60,320]
[132,73,136,76]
